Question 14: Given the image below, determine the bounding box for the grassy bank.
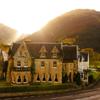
[0,82,79,93]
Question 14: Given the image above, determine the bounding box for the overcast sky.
[0,0,99,35]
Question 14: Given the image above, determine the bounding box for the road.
[1,87,100,100]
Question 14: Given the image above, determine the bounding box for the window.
[39,46,47,58]
[80,72,83,78]
[40,52,46,58]
[41,61,45,67]
[53,61,57,67]
[52,53,57,58]
[17,61,21,67]
[37,74,40,81]
[51,46,59,58]
[84,71,87,79]
[49,74,51,81]
[23,76,27,82]
[24,60,28,67]
[43,74,46,81]
[17,76,21,82]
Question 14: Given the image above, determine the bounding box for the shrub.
[62,73,68,83]
[75,72,81,85]
[88,74,94,84]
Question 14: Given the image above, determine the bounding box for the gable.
[11,43,20,56]
[39,46,47,53]
[51,46,59,53]
[14,42,30,58]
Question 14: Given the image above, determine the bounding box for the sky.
[0,0,100,36]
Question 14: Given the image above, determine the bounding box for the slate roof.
[11,43,20,56]
[25,41,62,59]
[11,41,78,61]
[62,45,78,63]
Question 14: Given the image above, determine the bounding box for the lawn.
[0,81,79,93]
[0,80,10,86]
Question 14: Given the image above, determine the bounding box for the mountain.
[0,24,16,44]
[24,9,100,52]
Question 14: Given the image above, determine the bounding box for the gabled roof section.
[62,45,78,63]
[25,41,61,59]
[51,46,59,53]
[11,42,20,56]
[39,46,47,53]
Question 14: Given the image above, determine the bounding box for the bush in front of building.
[88,74,94,84]
[74,72,81,85]
[62,73,68,83]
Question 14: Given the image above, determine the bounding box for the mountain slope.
[0,24,16,44]
[25,9,100,52]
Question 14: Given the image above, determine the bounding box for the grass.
[0,81,79,93]
[0,80,10,86]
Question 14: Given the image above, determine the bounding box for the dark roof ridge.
[25,41,61,44]
[63,44,78,47]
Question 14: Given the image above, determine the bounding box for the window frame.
[41,61,45,67]
[53,61,57,67]
[17,61,21,67]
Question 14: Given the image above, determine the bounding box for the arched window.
[17,76,21,82]
[51,46,59,58]
[55,74,58,81]
[24,60,28,67]
[37,74,40,81]
[39,46,47,58]
[53,61,57,67]
[69,72,72,82]
[41,61,45,67]
[43,74,46,81]
[49,74,51,81]
[17,61,21,67]
[23,76,27,82]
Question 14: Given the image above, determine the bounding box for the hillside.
[24,9,100,52]
[0,24,16,44]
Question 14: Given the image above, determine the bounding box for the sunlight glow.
[0,0,99,36]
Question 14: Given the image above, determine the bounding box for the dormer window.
[17,61,21,67]
[51,46,59,58]
[41,61,45,67]
[39,46,47,58]
[53,61,57,67]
